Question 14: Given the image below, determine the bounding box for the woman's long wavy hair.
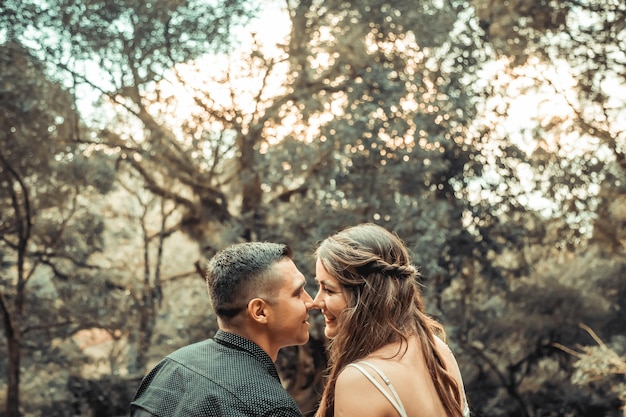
[314,223,463,417]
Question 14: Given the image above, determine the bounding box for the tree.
[264,2,626,415]
[2,0,258,240]
[436,1,626,415]
[1,0,257,412]
[112,166,204,375]
[0,43,116,416]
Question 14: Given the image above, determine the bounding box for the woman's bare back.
[334,335,467,417]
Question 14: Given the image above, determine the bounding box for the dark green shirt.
[130,330,302,417]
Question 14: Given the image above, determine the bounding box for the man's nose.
[303,290,315,310]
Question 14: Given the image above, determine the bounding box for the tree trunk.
[135,291,156,374]
[2,311,20,417]
[1,260,22,417]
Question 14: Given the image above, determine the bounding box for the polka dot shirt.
[130,330,302,417]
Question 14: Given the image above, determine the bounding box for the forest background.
[1,0,625,416]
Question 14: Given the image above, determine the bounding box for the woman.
[312,223,469,417]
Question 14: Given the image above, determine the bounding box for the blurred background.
[1,0,625,416]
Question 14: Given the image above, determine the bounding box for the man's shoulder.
[166,337,267,375]
[166,338,215,360]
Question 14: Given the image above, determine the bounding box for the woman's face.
[312,258,349,339]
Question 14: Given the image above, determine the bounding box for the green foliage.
[0,41,121,416]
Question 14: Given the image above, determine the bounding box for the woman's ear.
[246,298,269,324]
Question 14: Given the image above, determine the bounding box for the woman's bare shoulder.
[337,363,369,385]
[434,335,457,362]
[433,334,469,412]
[335,364,391,417]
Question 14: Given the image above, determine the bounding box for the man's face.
[266,259,313,348]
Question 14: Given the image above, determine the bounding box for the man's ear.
[246,298,270,324]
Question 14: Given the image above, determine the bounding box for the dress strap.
[346,361,408,417]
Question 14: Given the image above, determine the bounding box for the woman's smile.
[313,258,348,339]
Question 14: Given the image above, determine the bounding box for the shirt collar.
[214,329,280,380]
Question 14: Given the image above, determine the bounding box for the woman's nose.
[311,291,323,308]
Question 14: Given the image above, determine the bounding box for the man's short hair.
[205,242,293,320]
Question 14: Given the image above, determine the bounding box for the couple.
[131,223,470,417]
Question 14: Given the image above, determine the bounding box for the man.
[130,242,314,417]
